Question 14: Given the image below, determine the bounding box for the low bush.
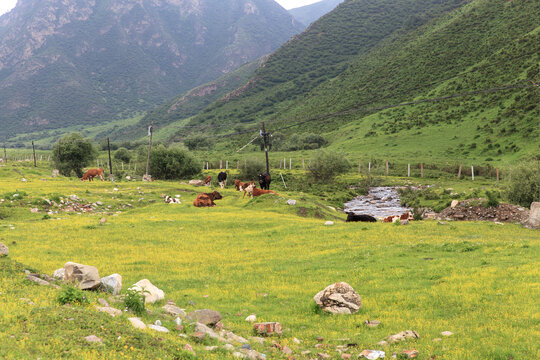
[57,286,90,305]
[123,289,146,316]
[308,150,351,183]
[149,145,200,180]
[505,160,539,207]
[238,158,267,181]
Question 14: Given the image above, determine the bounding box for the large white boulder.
[313,282,362,314]
[100,274,122,295]
[129,279,165,304]
[525,202,540,229]
[64,262,101,290]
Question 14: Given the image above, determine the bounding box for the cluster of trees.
[254,132,327,152]
[51,133,200,179]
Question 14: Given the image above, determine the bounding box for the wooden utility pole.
[32,141,36,167]
[145,121,154,177]
[107,137,113,181]
[261,122,270,175]
[532,76,540,201]
[457,164,462,179]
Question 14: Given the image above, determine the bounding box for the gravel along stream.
[344,187,411,219]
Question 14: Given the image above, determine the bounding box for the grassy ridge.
[1,162,539,359]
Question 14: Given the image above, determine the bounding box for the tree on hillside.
[52,133,97,178]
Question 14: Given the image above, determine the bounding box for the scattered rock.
[245,314,257,322]
[64,262,101,290]
[163,303,187,317]
[183,344,195,355]
[525,202,540,229]
[359,350,385,359]
[148,324,169,333]
[432,338,442,342]
[441,331,453,337]
[52,268,65,280]
[189,180,205,186]
[376,340,388,346]
[364,320,380,328]
[19,298,34,305]
[26,274,50,286]
[0,241,9,256]
[233,352,246,358]
[249,337,265,345]
[223,344,235,352]
[313,282,362,314]
[100,274,122,295]
[386,330,419,343]
[84,335,103,344]
[96,306,122,317]
[187,309,222,326]
[342,354,352,359]
[253,322,282,336]
[192,331,206,341]
[99,217,107,225]
[450,200,459,208]
[282,346,292,354]
[401,349,419,358]
[154,320,162,326]
[293,337,301,344]
[324,221,334,226]
[128,317,146,330]
[174,317,182,325]
[224,331,249,344]
[318,353,331,359]
[129,279,165,304]
[98,298,109,307]
[194,322,226,342]
[286,199,296,205]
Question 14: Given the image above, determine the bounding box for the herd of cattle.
[80,168,412,220]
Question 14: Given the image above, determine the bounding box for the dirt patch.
[438,201,529,223]
[297,207,308,217]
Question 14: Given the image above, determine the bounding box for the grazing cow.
[234,179,255,191]
[346,213,377,222]
[204,175,212,186]
[218,172,227,189]
[164,195,181,204]
[81,168,104,181]
[244,184,279,199]
[193,191,223,207]
[258,173,271,190]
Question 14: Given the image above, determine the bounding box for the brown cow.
[193,191,223,207]
[244,184,279,199]
[204,175,212,186]
[81,168,104,181]
[234,179,255,191]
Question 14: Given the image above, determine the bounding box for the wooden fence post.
[206,162,209,170]
[496,168,499,184]
[368,162,371,174]
[408,163,410,177]
[358,160,361,173]
[421,163,424,178]
[226,160,228,170]
[302,159,305,170]
[220,160,222,170]
[457,164,462,179]
[289,158,292,170]
[386,160,389,176]
[471,166,474,181]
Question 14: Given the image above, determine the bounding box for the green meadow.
[0,162,538,359]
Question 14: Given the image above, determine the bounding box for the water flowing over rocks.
[344,187,411,219]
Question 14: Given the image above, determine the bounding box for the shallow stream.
[343,186,411,219]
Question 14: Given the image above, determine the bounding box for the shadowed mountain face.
[0,0,304,136]
[288,0,343,26]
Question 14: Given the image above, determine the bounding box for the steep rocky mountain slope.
[0,0,303,137]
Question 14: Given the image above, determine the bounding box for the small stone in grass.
[85,335,103,344]
[441,331,453,337]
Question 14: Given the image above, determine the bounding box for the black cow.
[346,213,377,222]
[217,171,227,189]
[258,173,271,190]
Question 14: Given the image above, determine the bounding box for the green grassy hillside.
[163,0,539,164]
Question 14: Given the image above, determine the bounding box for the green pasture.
[0,163,538,359]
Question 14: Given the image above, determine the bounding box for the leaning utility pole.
[32,141,36,167]
[261,122,270,175]
[145,121,154,177]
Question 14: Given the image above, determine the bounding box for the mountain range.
[288,0,344,26]
[0,0,303,137]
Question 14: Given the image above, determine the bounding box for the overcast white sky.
[0,0,320,15]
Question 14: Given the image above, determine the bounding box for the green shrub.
[114,147,132,163]
[308,150,351,183]
[238,158,267,181]
[52,133,97,178]
[149,145,200,180]
[57,286,90,305]
[485,191,500,208]
[505,160,540,207]
[123,288,146,316]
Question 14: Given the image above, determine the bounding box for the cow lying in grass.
[234,179,255,191]
[243,184,279,199]
[193,191,223,207]
[81,168,104,181]
[382,212,412,223]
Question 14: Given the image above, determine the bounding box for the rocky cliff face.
[0,0,303,136]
